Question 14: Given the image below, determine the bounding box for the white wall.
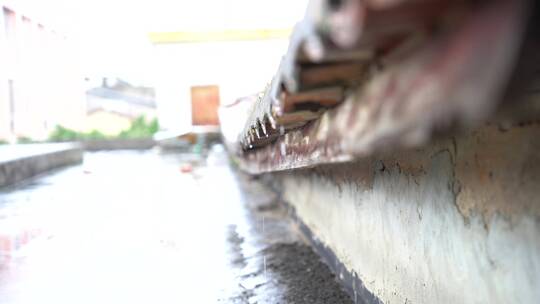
[152,38,288,133]
[0,1,85,141]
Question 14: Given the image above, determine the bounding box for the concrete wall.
[84,110,132,136]
[279,123,540,304]
[0,143,83,187]
[82,138,155,151]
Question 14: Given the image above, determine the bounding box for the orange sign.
[190,85,220,126]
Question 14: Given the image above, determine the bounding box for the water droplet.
[260,122,267,136]
[268,115,277,130]
[263,255,267,281]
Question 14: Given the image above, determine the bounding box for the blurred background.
[1,0,539,303]
[0,0,307,144]
[0,1,338,303]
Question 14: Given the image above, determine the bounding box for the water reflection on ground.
[0,149,351,303]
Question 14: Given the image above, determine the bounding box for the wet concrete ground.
[0,150,351,303]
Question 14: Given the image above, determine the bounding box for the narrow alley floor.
[0,149,351,303]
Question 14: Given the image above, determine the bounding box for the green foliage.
[17,136,38,144]
[84,130,108,140]
[48,116,159,142]
[117,116,159,139]
[48,125,96,142]
[0,140,7,145]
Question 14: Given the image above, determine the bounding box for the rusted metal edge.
[239,0,460,150]
[235,0,529,174]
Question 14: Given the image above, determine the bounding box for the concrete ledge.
[288,204,382,304]
[0,143,83,188]
[81,139,155,151]
[277,123,540,304]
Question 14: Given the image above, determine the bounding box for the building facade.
[85,78,157,136]
[0,1,84,142]
[148,29,291,135]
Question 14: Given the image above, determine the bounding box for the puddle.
[0,150,351,303]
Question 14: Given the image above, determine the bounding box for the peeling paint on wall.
[279,123,540,304]
[454,124,540,223]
